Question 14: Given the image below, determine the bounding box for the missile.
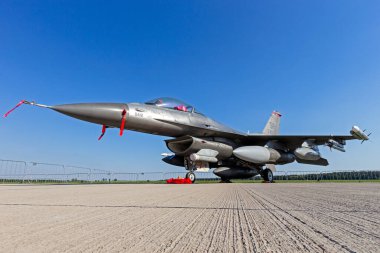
[326,139,346,152]
[350,126,370,141]
[189,149,219,163]
[190,153,218,163]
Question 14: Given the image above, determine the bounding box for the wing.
[239,134,356,150]
[158,117,369,152]
[239,125,369,150]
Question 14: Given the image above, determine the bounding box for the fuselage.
[126,103,241,138]
[52,101,242,139]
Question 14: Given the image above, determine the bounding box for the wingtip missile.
[272,111,282,117]
[350,126,370,142]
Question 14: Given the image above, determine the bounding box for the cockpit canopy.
[145,97,198,113]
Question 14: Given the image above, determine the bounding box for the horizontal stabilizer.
[296,157,329,166]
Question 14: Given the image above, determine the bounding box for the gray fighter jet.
[4,97,370,183]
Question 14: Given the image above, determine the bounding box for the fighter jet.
[4,97,370,183]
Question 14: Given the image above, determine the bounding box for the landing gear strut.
[185,172,196,183]
[261,168,274,183]
[184,158,197,184]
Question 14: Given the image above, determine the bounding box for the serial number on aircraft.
[135,112,144,118]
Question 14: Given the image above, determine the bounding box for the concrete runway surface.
[0,183,379,253]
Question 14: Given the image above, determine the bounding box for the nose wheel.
[185,172,196,183]
[184,157,197,183]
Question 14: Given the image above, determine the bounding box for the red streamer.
[119,109,127,136]
[98,125,107,141]
[4,100,25,118]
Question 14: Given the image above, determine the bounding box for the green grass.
[272,179,380,183]
[195,179,380,184]
[1,179,379,185]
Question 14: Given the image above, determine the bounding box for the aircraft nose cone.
[52,103,128,126]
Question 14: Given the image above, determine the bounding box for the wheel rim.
[268,171,273,181]
[189,173,195,181]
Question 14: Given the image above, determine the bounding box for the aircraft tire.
[220,178,232,183]
[262,169,274,183]
[186,172,196,183]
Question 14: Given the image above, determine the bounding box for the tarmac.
[0,183,379,252]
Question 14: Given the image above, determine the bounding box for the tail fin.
[263,111,281,135]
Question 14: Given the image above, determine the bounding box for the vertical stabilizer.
[263,111,281,135]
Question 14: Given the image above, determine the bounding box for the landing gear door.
[196,162,210,172]
[185,158,210,172]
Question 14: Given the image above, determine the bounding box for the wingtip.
[350,126,370,141]
[272,111,282,117]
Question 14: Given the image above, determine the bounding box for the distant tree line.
[1,170,379,183]
[272,171,380,181]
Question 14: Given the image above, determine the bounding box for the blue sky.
[1,1,379,172]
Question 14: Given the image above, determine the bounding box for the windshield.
[145,97,197,113]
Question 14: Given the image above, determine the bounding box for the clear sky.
[1,1,379,172]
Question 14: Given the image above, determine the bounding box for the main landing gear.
[220,178,232,183]
[261,168,274,183]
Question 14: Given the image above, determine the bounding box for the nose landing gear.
[185,172,196,183]
[184,157,199,184]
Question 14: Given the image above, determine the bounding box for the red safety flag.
[3,100,26,118]
[119,109,126,136]
[98,125,107,141]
